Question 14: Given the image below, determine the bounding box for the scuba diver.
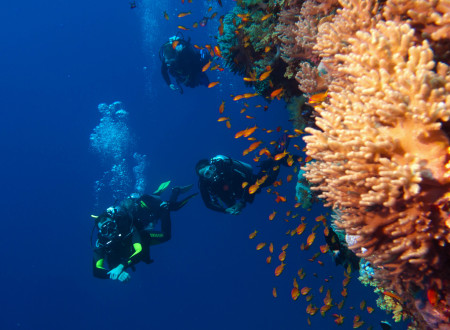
[196,134,292,215]
[159,34,211,94]
[92,182,197,282]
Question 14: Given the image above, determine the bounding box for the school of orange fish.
[162,1,381,328]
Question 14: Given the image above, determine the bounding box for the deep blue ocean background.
[1,1,407,329]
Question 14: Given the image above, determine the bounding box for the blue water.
[0,1,406,329]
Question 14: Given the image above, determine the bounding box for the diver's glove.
[169,83,177,91]
[118,271,130,282]
[225,201,245,215]
[108,264,124,280]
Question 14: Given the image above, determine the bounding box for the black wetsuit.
[92,195,172,279]
[199,156,282,213]
[160,39,209,90]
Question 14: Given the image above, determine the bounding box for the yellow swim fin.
[153,180,171,195]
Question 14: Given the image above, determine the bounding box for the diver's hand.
[226,202,244,215]
[160,201,169,210]
[169,84,178,91]
[118,271,130,282]
[107,264,124,280]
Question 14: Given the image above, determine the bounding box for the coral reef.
[217,0,303,101]
[298,0,450,328]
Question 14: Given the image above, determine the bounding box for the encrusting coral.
[299,0,450,328]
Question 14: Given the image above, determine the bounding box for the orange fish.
[306,232,316,246]
[272,287,277,298]
[266,256,272,264]
[242,92,259,99]
[241,182,248,189]
[291,287,300,301]
[274,263,285,276]
[193,44,202,50]
[286,174,293,182]
[383,291,402,302]
[177,25,189,30]
[269,243,273,253]
[278,251,286,262]
[320,304,332,316]
[333,314,344,325]
[177,11,191,17]
[308,90,328,104]
[211,64,221,70]
[217,117,229,122]
[214,45,222,57]
[301,287,311,295]
[366,306,374,314]
[427,289,438,306]
[306,304,318,316]
[245,141,262,154]
[246,115,255,119]
[297,268,305,279]
[293,278,298,289]
[219,101,225,114]
[261,13,272,21]
[256,242,266,250]
[192,22,198,28]
[360,300,366,310]
[248,184,259,194]
[226,121,231,129]
[282,244,288,251]
[244,126,257,137]
[249,230,257,239]
[274,150,288,161]
[320,244,330,254]
[233,94,244,101]
[341,288,348,297]
[342,277,350,287]
[259,69,272,81]
[270,88,283,98]
[172,40,179,49]
[202,61,211,72]
[218,16,224,36]
[208,81,220,88]
[268,211,276,221]
[275,193,286,203]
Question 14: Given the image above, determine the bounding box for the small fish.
[177,11,191,18]
[366,306,374,314]
[320,244,330,254]
[208,81,220,88]
[278,251,286,262]
[269,243,273,253]
[360,300,366,310]
[286,174,293,182]
[242,182,248,188]
[217,117,229,122]
[259,69,272,81]
[270,88,283,98]
[333,314,344,325]
[282,244,288,251]
[193,44,202,50]
[274,262,285,276]
[211,64,221,70]
[219,101,225,114]
[274,150,288,161]
[275,194,286,203]
[226,121,231,129]
[214,45,222,57]
[298,268,305,279]
[248,184,259,194]
[192,22,199,28]
[293,278,298,289]
[163,11,169,20]
[261,13,272,21]
[202,61,212,72]
[272,287,277,298]
[256,242,266,250]
[306,232,316,246]
[246,115,255,119]
[341,288,348,297]
[249,230,257,239]
[291,287,300,300]
[287,155,294,166]
[218,16,224,36]
[308,91,328,104]
[301,287,311,295]
[427,289,438,306]
[245,141,262,154]
[243,77,257,82]
[268,211,276,221]
[382,291,402,302]
[177,25,189,30]
[266,256,272,264]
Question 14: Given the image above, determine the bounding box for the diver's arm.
[200,182,226,213]
[161,63,171,86]
[92,249,110,279]
[122,228,143,269]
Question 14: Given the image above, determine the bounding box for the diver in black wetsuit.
[92,182,197,282]
[159,35,210,94]
[195,135,292,215]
